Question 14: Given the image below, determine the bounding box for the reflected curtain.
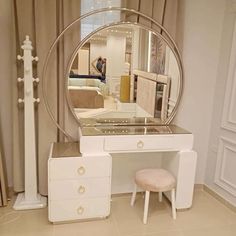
[122,0,179,72]
[13,0,81,195]
[122,0,178,38]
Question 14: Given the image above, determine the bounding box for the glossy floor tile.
[0,190,236,236]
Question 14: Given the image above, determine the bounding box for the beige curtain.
[12,0,178,196]
[0,117,8,206]
[13,0,81,195]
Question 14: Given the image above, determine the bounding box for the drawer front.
[49,197,110,222]
[49,177,111,200]
[104,136,174,151]
[49,156,111,180]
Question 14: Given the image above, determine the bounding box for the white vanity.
[48,124,197,223]
[43,7,196,224]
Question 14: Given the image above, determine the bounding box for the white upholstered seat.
[131,168,176,224]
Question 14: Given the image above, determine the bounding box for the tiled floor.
[0,190,236,236]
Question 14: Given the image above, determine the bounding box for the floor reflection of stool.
[131,168,176,224]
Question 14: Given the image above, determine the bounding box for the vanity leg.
[162,150,197,209]
[158,192,162,202]
[131,183,137,206]
[143,191,150,224]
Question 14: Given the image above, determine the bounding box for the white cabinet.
[48,142,112,223]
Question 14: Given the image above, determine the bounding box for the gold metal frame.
[42,7,184,139]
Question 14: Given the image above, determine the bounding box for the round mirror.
[66,23,181,125]
[42,8,184,138]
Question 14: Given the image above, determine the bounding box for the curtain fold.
[0,117,8,206]
[122,0,178,39]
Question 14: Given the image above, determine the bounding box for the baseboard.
[203,185,236,213]
[8,184,236,213]
[194,184,204,190]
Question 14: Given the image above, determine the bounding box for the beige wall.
[175,0,226,183]
[205,1,236,206]
[0,0,13,186]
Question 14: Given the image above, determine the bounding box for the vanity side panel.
[80,136,105,155]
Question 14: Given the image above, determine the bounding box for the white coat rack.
[13,36,47,210]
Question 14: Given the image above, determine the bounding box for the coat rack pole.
[13,36,47,210]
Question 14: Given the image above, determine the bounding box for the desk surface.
[80,125,190,136]
[79,117,164,127]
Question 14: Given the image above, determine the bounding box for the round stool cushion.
[135,168,176,192]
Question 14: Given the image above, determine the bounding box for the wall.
[106,35,126,95]
[205,1,236,206]
[175,0,226,183]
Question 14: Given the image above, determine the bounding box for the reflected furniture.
[69,74,105,82]
[120,75,130,102]
[68,78,109,97]
[69,87,104,109]
[131,168,176,224]
[134,70,170,120]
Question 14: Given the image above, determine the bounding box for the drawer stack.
[48,155,112,223]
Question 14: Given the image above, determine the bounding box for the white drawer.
[104,135,174,151]
[49,197,110,222]
[49,156,111,180]
[49,177,111,200]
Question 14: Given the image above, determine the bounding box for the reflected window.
[81,0,121,39]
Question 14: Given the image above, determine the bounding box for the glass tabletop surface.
[79,117,164,127]
[80,125,191,136]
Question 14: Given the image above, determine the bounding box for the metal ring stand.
[41,7,184,139]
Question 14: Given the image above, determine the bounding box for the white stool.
[131,168,176,224]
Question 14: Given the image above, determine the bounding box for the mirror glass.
[67,23,180,124]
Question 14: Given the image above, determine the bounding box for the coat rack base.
[13,192,47,210]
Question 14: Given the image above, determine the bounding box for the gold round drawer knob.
[137,140,144,149]
[77,206,84,215]
[78,186,85,194]
[77,166,85,175]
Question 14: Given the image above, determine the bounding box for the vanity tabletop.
[51,142,81,158]
[79,117,164,127]
[79,125,191,136]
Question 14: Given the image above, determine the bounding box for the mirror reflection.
[68,24,180,123]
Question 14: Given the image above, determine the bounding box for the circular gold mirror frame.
[42,7,184,139]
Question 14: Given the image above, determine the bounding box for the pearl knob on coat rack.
[17,55,24,60]
[32,56,39,62]
[34,98,40,103]
[18,98,24,104]
[17,77,24,82]
[33,78,40,83]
